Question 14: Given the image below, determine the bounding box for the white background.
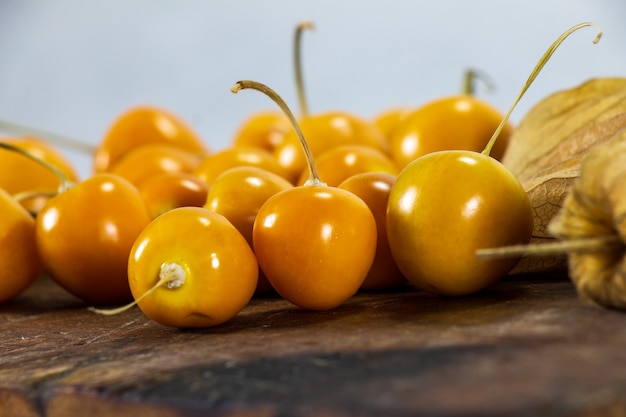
[0,0,624,179]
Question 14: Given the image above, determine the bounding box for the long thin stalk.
[481,22,602,156]
[0,119,95,154]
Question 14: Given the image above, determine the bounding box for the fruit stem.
[0,141,74,193]
[481,22,602,157]
[294,21,315,118]
[476,235,622,259]
[461,69,495,96]
[88,262,186,315]
[0,119,95,154]
[232,80,326,186]
[12,189,58,203]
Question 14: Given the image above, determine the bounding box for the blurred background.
[0,0,624,179]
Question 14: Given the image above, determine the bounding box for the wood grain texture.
[2,274,626,417]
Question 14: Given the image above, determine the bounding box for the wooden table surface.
[2,272,626,417]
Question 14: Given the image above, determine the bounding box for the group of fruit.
[0,22,600,328]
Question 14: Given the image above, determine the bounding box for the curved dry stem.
[231,80,325,186]
[462,69,495,95]
[0,141,74,193]
[476,235,622,259]
[12,189,59,203]
[482,22,602,156]
[0,119,95,154]
[294,20,315,118]
[89,262,186,316]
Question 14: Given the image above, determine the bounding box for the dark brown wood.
[2,274,626,417]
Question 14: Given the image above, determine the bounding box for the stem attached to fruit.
[0,119,95,154]
[294,21,315,118]
[231,80,326,186]
[481,22,602,157]
[12,189,59,203]
[88,262,186,315]
[462,69,495,96]
[0,141,74,193]
[476,235,623,259]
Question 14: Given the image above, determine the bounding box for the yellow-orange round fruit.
[128,207,258,328]
[94,105,208,173]
[389,96,512,168]
[0,137,79,213]
[387,151,533,296]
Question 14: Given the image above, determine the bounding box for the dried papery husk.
[503,78,626,178]
[548,128,626,309]
[502,78,626,274]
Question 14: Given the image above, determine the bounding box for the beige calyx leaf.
[548,129,626,309]
[502,78,626,274]
[503,78,626,180]
[479,128,626,310]
[510,174,578,274]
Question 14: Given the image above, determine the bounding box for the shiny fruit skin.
[338,172,406,290]
[128,207,258,328]
[205,166,294,295]
[0,189,41,303]
[231,111,291,152]
[138,172,209,219]
[110,143,203,188]
[387,151,533,296]
[94,106,208,173]
[253,186,377,310]
[36,173,152,305]
[194,146,288,187]
[372,107,412,142]
[274,111,388,183]
[205,166,294,247]
[0,137,79,213]
[296,144,399,187]
[389,96,512,168]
